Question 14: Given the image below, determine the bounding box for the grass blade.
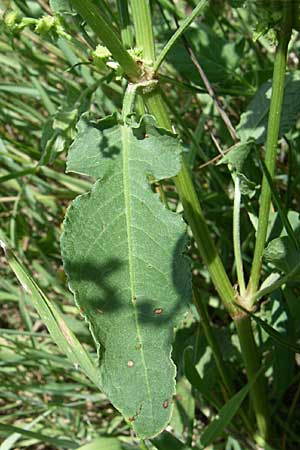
[0,234,100,389]
[76,437,124,450]
[199,366,263,448]
[153,0,209,72]
[237,304,300,354]
[0,423,78,449]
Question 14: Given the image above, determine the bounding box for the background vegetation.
[1,0,300,449]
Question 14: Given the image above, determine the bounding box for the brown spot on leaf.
[79,307,83,314]
[127,360,134,368]
[163,400,169,409]
[144,134,149,138]
[128,416,135,422]
[58,319,73,346]
[153,308,163,315]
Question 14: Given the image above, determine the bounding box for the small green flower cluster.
[3,10,71,40]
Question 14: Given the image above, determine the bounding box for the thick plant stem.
[235,316,270,441]
[146,86,271,442]
[130,0,270,441]
[248,17,292,299]
[146,90,237,316]
[193,288,253,434]
[130,0,155,63]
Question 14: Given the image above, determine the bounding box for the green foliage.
[50,0,73,14]
[167,25,244,89]
[2,0,300,448]
[238,71,300,144]
[264,236,300,276]
[249,0,300,32]
[61,114,191,437]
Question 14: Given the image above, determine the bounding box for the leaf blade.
[61,115,191,438]
[0,235,100,389]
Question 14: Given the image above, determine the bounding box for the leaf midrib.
[121,125,153,419]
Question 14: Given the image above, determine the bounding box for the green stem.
[233,175,246,296]
[234,316,270,441]
[248,14,292,298]
[139,439,150,450]
[131,0,270,441]
[145,90,237,316]
[129,1,236,315]
[130,0,155,63]
[193,288,254,433]
[69,0,141,81]
[153,0,209,72]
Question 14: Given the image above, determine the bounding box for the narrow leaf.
[0,424,78,450]
[152,431,192,450]
[199,369,262,448]
[76,437,123,450]
[0,235,100,389]
[184,347,219,407]
[237,305,300,354]
[154,0,209,72]
[259,158,299,251]
[61,114,191,438]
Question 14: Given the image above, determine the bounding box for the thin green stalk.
[69,0,141,81]
[139,439,150,450]
[193,288,253,434]
[129,1,236,315]
[130,0,155,63]
[153,0,209,72]
[233,175,246,296]
[248,14,292,298]
[234,316,270,441]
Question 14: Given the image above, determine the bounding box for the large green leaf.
[238,71,300,143]
[61,114,191,438]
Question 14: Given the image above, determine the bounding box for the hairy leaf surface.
[61,115,191,438]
